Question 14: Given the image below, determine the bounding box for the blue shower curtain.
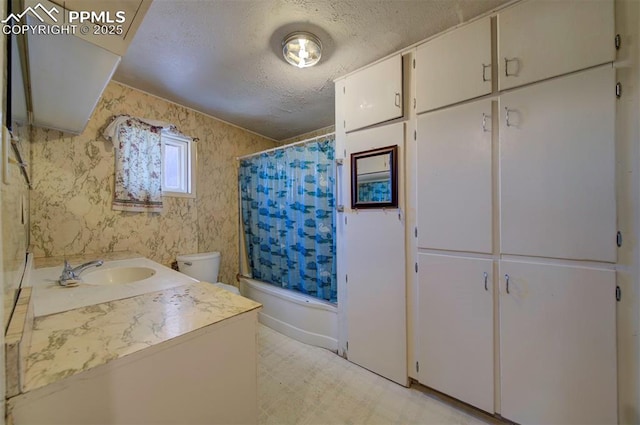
[239,137,337,303]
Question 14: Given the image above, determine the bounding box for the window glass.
[161,133,195,197]
[164,144,181,190]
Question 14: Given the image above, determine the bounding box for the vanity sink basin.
[83,267,156,285]
[30,257,198,317]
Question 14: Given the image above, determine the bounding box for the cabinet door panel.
[416,17,492,113]
[498,0,614,90]
[500,66,616,262]
[346,212,406,386]
[27,25,121,133]
[345,123,406,386]
[417,99,492,253]
[345,54,403,132]
[500,260,617,424]
[417,254,493,413]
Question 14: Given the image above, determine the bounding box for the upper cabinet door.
[344,54,403,132]
[27,26,121,133]
[498,0,614,91]
[25,0,152,56]
[417,98,492,254]
[416,17,492,113]
[500,66,616,262]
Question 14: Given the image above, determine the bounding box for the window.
[161,132,196,197]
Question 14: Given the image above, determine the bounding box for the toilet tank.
[176,252,221,283]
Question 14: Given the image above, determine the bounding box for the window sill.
[163,191,196,199]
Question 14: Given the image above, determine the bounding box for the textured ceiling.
[113,0,509,141]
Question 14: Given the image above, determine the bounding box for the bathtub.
[239,277,338,352]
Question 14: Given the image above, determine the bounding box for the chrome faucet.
[58,259,104,286]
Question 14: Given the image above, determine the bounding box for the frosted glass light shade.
[282,32,322,68]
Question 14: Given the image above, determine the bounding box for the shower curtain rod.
[236,132,336,161]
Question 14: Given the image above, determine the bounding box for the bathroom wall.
[2,124,30,328]
[279,125,335,145]
[30,81,277,285]
[616,1,640,421]
[1,0,7,416]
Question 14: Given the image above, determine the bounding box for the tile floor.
[257,324,498,425]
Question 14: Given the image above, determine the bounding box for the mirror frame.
[350,145,398,209]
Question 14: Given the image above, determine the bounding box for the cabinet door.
[416,17,492,113]
[27,23,121,133]
[498,0,614,90]
[344,54,403,132]
[417,99,492,253]
[500,260,616,424]
[24,0,152,56]
[345,123,406,386]
[417,254,493,413]
[500,66,616,262]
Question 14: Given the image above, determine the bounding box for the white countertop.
[9,251,262,398]
[23,282,261,393]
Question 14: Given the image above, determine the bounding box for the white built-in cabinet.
[27,29,121,133]
[337,0,619,423]
[416,98,492,254]
[411,0,617,423]
[416,17,492,113]
[497,0,615,90]
[500,66,616,262]
[499,260,617,425]
[336,51,407,385]
[344,54,403,132]
[17,0,151,134]
[417,254,493,413]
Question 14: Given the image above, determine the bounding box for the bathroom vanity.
[6,252,261,424]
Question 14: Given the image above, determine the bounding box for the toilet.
[176,251,240,295]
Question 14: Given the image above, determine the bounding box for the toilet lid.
[177,252,220,261]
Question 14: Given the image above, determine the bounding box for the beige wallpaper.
[2,124,30,329]
[279,125,335,145]
[30,81,277,285]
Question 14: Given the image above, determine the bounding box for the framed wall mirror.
[351,145,398,209]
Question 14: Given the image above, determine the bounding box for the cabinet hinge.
[414,227,418,238]
[414,130,417,141]
[346,341,349,350]
[345,216,347,225]
[343,120,346,128]
[413,98,416,109]
[616,82,622,98]
[344,149,347,158]
[416,361,419,372]
[615,34,621,50]
[617,231,622,247]
[415,262,418,273]
[616,286,622,302]
[413,58,415,69]
[343,86,346,94]
[345,274,348,283]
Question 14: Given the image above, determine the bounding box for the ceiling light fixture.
[282,32,322,68]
